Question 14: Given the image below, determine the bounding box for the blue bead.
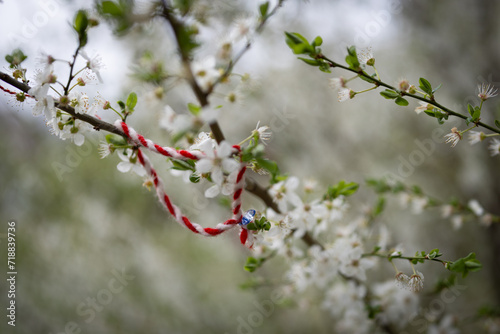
[240,209,256,225]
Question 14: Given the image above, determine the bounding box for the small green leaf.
[495,120,500,129]
[105,134,127,146]
[325,180,359,199]
[432,83,442,94]
[298,57,320,66]
[187,103,201,116]
[5,49,27,68]
[373,196,385,217]
[472,108,481,121]
[395,97,409,106]
[380,89,399,99]
[170,158,195,171]
[345,46,360,70]
[74,10,89,34]
[173,0,194,16]
[189,173,200,183]
[359,73,377,84]
[99,1,123,16]
[284,32,314,55]
[126,92,137,111]
[256,158,280,183]
[117,100,125,110]
[467,103,475,117]
[244,257,264,272]
[448,252,482,278]
[419,77,433,95]
[428,248,442,260]
[259,1,270,18]
[312,36,323,47]
[318,62,331,73]
[365,178,391,193]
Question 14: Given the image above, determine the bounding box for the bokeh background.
[1,0,499,333]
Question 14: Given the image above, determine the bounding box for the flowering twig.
[317,54,500,134]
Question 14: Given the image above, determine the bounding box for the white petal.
[222,158,239,173]
[117,162,131,173]
[132,165,147,177]
[200,106,220,124]
[221,182,234,196]
[195,159,213,173]
[217,141,233,157]
[286,176,299,191]
[199,139,215,157]
[205,185,220,198]
[211,168,223,185]
[74,133,85,146]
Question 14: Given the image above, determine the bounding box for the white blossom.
[468,131,485,145]
[408,271,424,292]
[468,199,484,216]
[478,83,498,101]
[195,140,239,187]
[80,50,104,82]
[191,56,220,91]
[451,215,463,230]
[269,176,301,213]
[489,138,500,156]
[444,127,462,147]
[116,149,146,177]
[372,280,419,329]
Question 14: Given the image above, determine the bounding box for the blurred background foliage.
[0,0,499,333]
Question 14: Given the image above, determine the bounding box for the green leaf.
[395,97,409,106]
[176,24,200,56]
[427,248,442,260]
[432,83,442,94]
[495,120,500,129]
[99,1,123,16]
[170,158,195,171]
[359,72,377,84]
[74,10,89,34]
[419,77,433,95]
[284,32,314,55]
[174,0,194,16]
[472,108,481,121]
[325,180,359,199]
[189,173,200,183]
[187,103,201,116]
[117,100,125,110]
[105,134,127,146]
[373,196,385,217]
[244,257,264,272]
[256,158,280,183]
[96,0,133,35]
[5,49,27,68]
[365,178,391,193]
[318,62,331,73]
[311,36,323,47]
[126,92,137,111]
[380,89,399,99]
[259,1,270,18]
[298,57,321,66]
[345,46,360,70]
[467,103,475,117]
[448,252,482,278]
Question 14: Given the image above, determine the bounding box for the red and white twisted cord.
[116,121,253,246]
[0,85,33,98]
[116,120,206,161]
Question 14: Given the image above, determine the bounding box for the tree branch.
[159,0,225,143]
